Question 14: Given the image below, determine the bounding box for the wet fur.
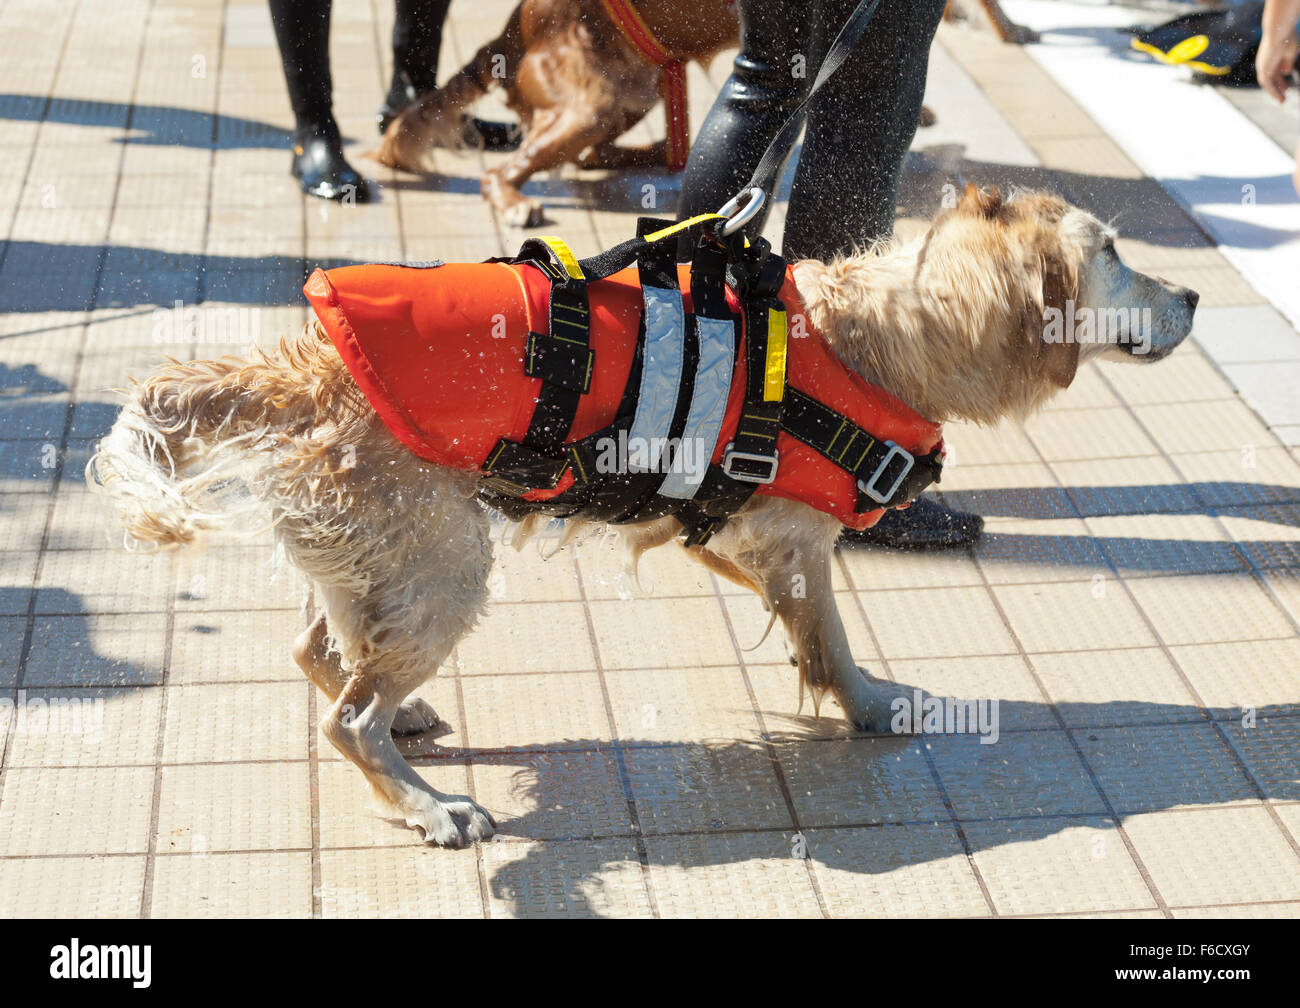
[88,188,1195,846]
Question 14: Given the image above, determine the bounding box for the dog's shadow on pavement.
[414,692,1297,916]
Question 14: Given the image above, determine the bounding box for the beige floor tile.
[1076,723,1256,813]
[1023,407,1159,463]
[646,831,822,918]
[1030,648,1198,727]
[149,851,312,918]
[23,613,167,686]
[155,761,311,854]
[317,759,471,849]
[806,823,989,917]
[575,537,714,600]
[1171,445,1300,507]
[1263,569,1300,626]
[837,539,986,591]
[36,547,175,614]
[1275,804,1300,848]
[0,493,51,553]
[1172,639,1300,717]
[778,737,949,827]
[863,586,1017,659]
[929,729,1105,819]
[1125,573,1294,647]
[1122,806,1300,907]
[456,601,596,674]
[938,461,1072,518]
[1039,362,1124,411]
[0,854,146,917]
[6,686,159,767]
[1132,400,1274,456]
[170,609,304,684]
[625,742,790,834]
[889,655,1057,730]
[459,671,610,750]
[1221,718,1300,803]
[485,542,582,603]
[605,665,759,745]
[731,589,879,666]
[976,517,1110,584]
[992,580,1157,653]
[968,818,1156,916]
[1105,349,1234,406]
[587,596,739,669]
[162,681,309,764]
[471,750,630,840]
[1218,502,1300,571]
[481,837,652,918]
[1086,512,1247,578]
[174,546,302,612]
[0,765,153,856]
[940,419,1042,467]
[1051,455,1202,516]
[318,845,485,918]
[1172,900,1300,918]
[746,662,863,740]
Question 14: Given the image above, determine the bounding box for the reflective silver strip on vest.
[658,315,735,500]
[626,284,686,473]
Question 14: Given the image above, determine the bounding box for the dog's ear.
[961,183,1003,218]
[1024,252,1081,389]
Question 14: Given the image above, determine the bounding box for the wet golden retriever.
[89,187,1196,847]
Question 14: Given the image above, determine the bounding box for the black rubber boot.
[292,124,371,203]
[839,496,984,550]
[270,0,371,202]
[382,0,521,150]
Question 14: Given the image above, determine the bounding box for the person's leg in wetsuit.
[269,0,370,202]
[378,0,520,149]
[677,0,982,549]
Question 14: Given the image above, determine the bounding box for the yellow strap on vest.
[534,236,585,279]
[763,307,788,403]
[642,213,726,245]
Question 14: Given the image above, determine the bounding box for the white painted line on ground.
[1004,0,1300,332]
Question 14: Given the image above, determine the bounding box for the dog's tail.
[87,323,357,551]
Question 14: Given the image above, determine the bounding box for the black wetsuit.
[677,0,946,259]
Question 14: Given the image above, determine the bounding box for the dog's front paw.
[392,696,442,737]
[849,672,923,735]
[402,793,497,848]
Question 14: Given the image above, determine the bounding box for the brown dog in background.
[372,0,738,226]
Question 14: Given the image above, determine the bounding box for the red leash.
[597,0,690,171]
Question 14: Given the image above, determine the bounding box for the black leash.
[719,0,884,229]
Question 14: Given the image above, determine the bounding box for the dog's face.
[916,185,1196,419]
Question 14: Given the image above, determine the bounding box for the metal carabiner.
[717,187,766,237]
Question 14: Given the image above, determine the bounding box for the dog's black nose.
[1185,288,1200,309]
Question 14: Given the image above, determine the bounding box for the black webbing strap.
[781,388,944,513]
[482,236,590,493]
[677,239,788,547]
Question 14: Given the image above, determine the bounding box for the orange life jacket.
[304,225,943,540]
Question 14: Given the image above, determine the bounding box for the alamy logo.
[1042,299,1151,355]
[890,689,1000,745]
[49,940,151,988]
[594,430,710,483]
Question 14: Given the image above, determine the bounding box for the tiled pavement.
[0,0,1299,918]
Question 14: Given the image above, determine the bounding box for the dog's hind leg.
[323,655,494,848]
[293,611,441,736]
